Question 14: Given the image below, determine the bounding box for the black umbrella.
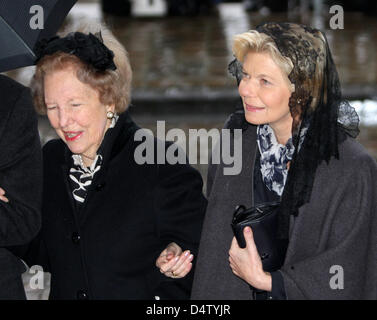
[0,0,77,72]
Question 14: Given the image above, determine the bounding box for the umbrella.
[0,0,76,72]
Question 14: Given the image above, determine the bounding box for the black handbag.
[231,201,286,272]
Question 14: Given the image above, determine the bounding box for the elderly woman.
[170,22,377,300]
[14,23,206,300]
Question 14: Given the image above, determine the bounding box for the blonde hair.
[232,30,294,91]
[31,21,132,115]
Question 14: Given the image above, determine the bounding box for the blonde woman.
[172,22,377,300]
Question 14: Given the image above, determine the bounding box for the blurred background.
[4,0,376,299]
[7,0,377,169]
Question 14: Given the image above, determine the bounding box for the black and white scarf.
[69,154,103,203]
[69,115,118,204]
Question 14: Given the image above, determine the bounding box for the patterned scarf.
[69,115,118,204]
[70,154,103,203]
[257,124,307,196]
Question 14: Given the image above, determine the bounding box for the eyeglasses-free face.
[238,51,293,144]
[44,66,114,166]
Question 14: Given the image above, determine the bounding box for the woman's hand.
[229,226,272,291]
[155,242,194,278]
[0,187,9,203]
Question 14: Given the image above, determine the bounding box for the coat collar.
[225,109,249,131]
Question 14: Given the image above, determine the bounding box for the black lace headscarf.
[228,22,360,239]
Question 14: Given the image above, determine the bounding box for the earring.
[107,111,114,119]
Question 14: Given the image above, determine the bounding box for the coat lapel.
[192,122,259,299]
[230,124,257,208]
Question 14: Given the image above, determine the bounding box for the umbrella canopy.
[0,0,76,72]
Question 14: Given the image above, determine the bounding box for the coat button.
[72,232,81,244]
[261,253,269,260]
[77,290,88,300]
[95,183,106,191]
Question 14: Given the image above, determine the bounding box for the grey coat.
[191,112,377,300]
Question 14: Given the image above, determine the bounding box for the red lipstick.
[63,131,83,141]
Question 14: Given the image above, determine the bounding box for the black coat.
[0,75,42,299]
[22,111,206,300]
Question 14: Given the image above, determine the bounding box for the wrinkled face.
[238,51,293,132]
[44,67,114,160]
